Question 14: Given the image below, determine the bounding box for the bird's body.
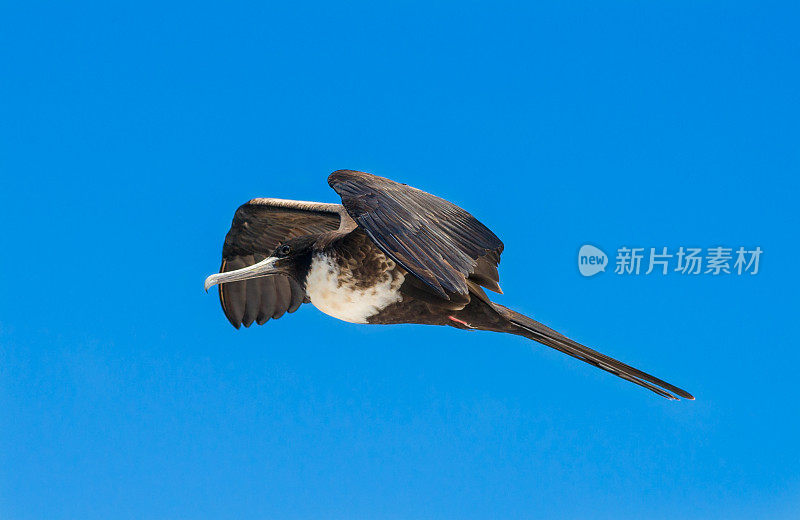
[205,170,694,400]
[304,231,405,324]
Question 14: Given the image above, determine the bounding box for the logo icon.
[578,245,608,277]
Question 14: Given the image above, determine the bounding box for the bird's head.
[204,235,318,291]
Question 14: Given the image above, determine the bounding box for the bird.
[204,169,694,400]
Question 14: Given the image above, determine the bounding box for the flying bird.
[204,170,693,400]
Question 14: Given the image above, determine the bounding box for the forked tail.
[492,303,694,400]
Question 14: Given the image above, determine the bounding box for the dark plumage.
[329,170,504,300]
[205,170,694,400]
[218,202,338,326]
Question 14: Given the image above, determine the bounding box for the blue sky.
[1,2,798,518]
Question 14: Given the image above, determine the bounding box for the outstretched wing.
[217,198,343,328]
[328,170,504,301]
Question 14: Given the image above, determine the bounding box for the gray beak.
[204,256,281,292]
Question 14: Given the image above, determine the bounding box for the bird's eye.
[279,244,291,256]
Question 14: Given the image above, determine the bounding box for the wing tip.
[227,317,242,330]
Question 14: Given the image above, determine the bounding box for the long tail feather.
[493,304,694,400]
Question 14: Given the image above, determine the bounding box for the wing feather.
[329,170,504,300]
[217,199,341,328]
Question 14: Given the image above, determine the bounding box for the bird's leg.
[448,315,475,329]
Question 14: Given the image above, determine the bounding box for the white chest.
[304,254,404,324]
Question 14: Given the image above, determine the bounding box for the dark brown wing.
[218,198,342,328]
[328,170,504,301]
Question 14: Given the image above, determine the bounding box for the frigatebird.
[204,170,693,400]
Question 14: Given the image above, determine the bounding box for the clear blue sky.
[1,2,798,519]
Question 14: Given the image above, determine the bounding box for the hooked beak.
[204,256,283,292]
